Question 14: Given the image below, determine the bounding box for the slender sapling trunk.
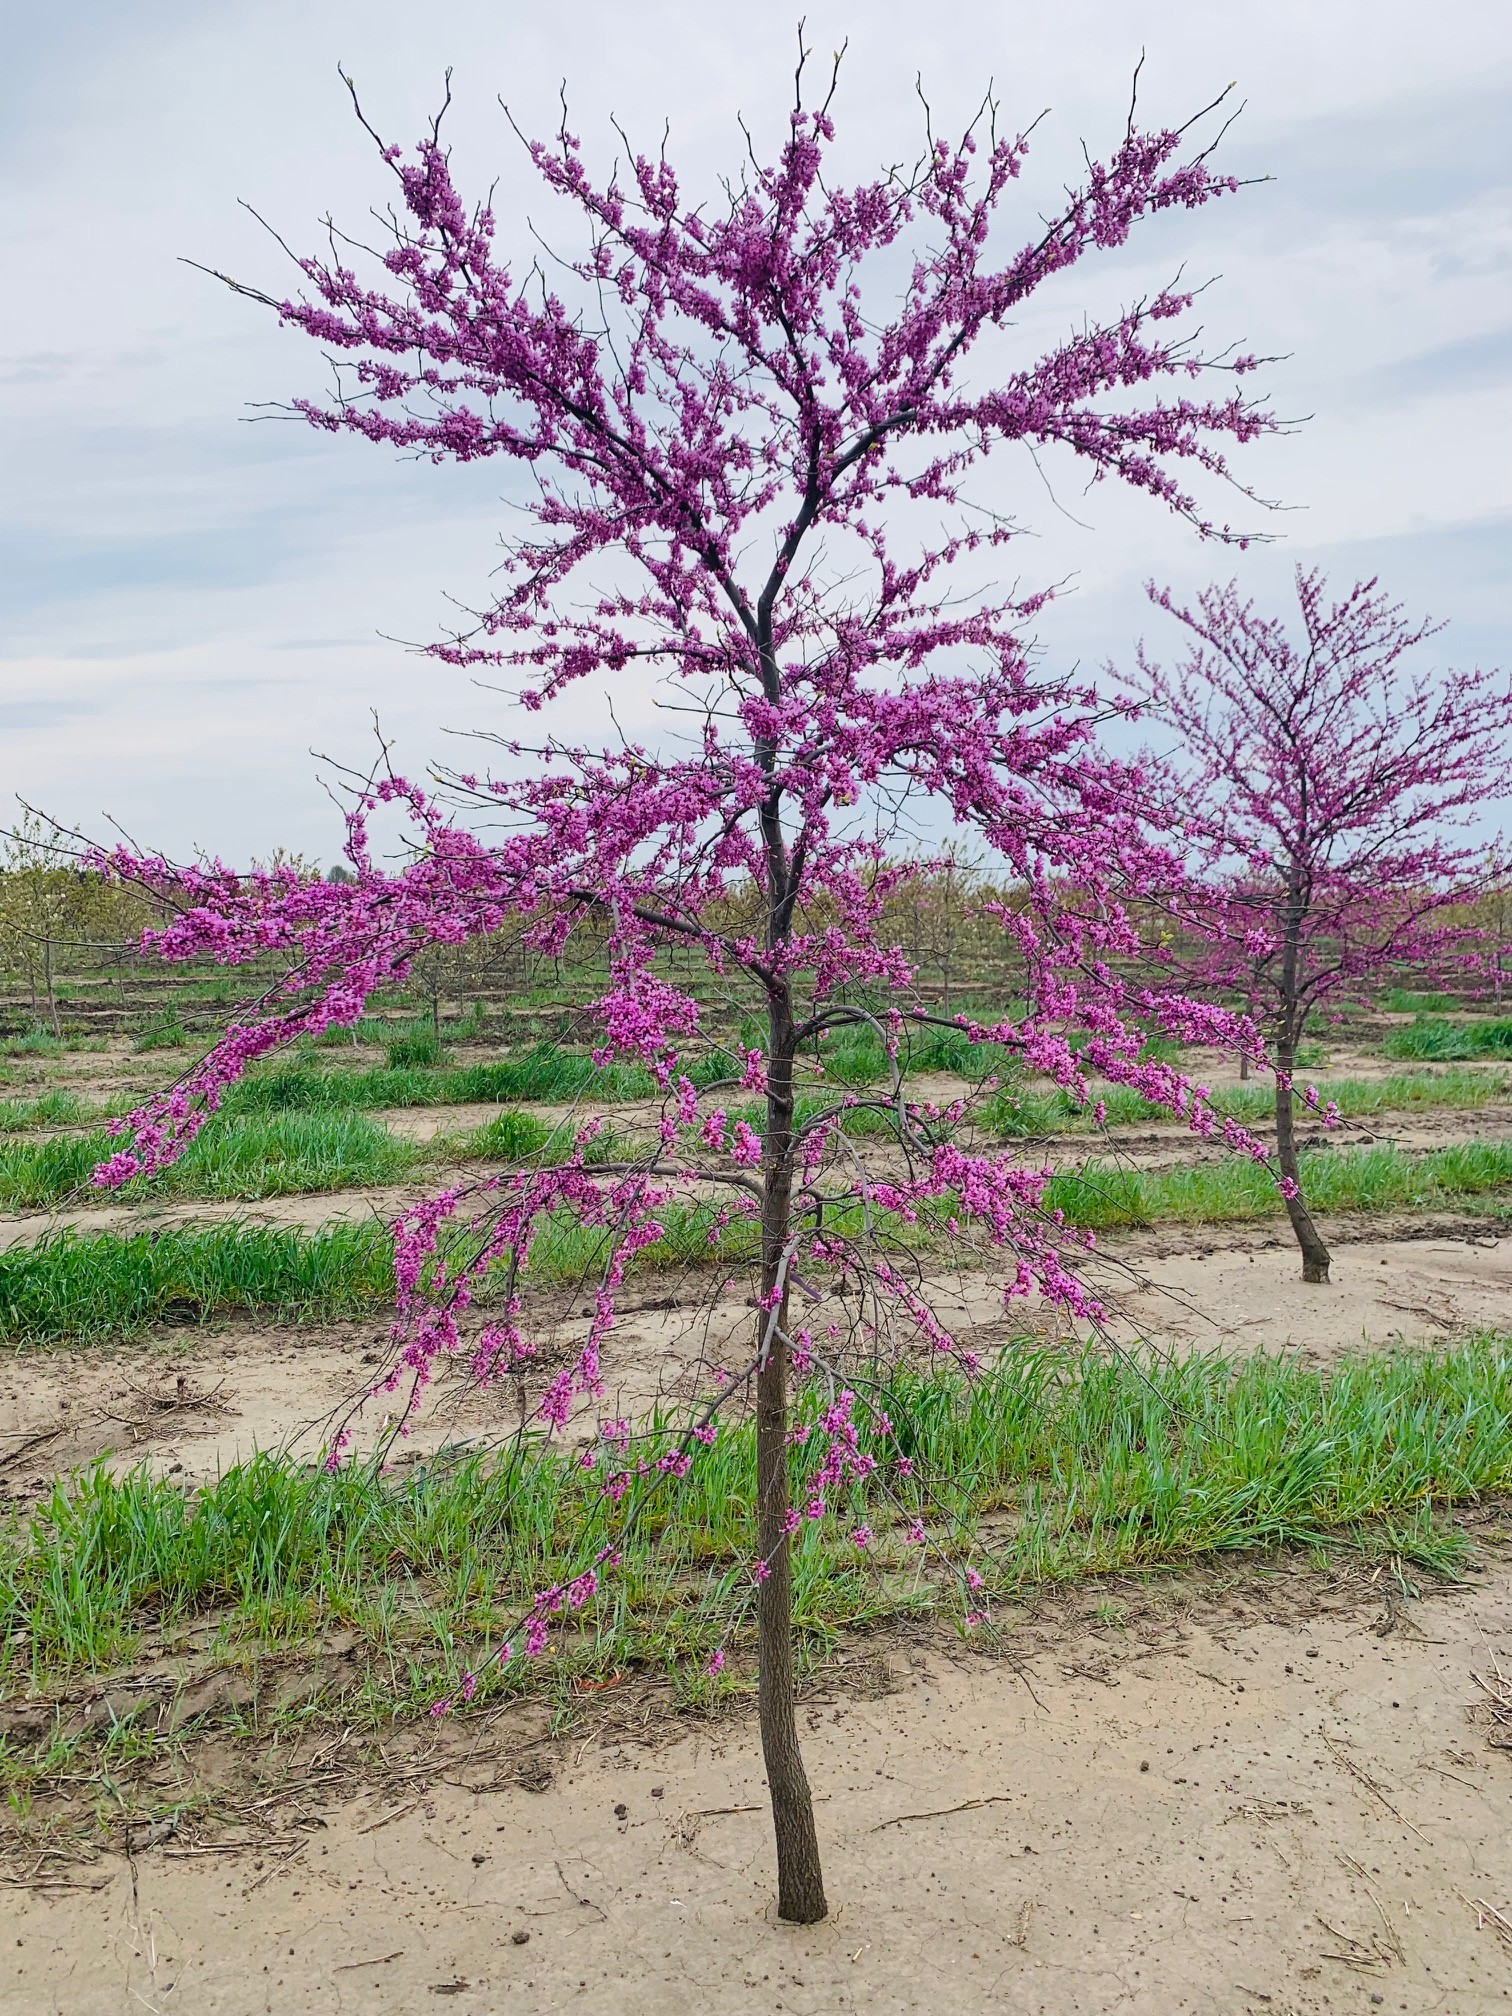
[1273,1006,1331,1283]
[755,986,828,1924]
[1274,892,1331,1282]
[44,936,60,1041]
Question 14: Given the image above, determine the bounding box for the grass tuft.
[385,1030,445,1070]
[1386,1017,1512,1062]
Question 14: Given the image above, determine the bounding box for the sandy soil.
[6,1552,1512,2014]
[0,1279,752,1494]
[1092,1225,1512,1360]
[0,1186,429,1247]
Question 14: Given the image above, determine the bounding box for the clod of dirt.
[269,1646,361,1713]
[0,1702,53,1744]
[511,1930,530,1946]
[517,1755,556,1793]
[77,1685,161,1734]
[166,1670,258,1730]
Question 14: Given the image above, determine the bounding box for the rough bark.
[755,992,828,1924]
[1274,1038,1331,1283]
[1273,883,1331,1284]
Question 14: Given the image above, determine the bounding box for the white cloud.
[3,0,1510,860]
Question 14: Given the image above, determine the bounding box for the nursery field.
[13,15,1512,2005]
[4,984,1512,2011]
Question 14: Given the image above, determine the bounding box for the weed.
[134,1011,191,1054]
[0,1112,420,1211]
[385,1031,445,1070]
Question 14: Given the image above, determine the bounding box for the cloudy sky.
[4,0,1510,865]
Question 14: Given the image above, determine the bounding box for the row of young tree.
[73,55,1510,1926]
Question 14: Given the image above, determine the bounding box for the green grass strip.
[1381,988,1462,1014]
[1385,1016,1512,1062]
[0,1222,397,1346]
[988,1068,1506,1137]
[7,1137,1512,1345]
[0,1090,101,1135]
[231,1029,1006,1113]
[229,1045,662,1112]
[0,1192,751,1348]
[0,1113,422,1211]
[0,1106,644,1218]
[1044,1138,1512,1230]
[2,1338,1506,1694]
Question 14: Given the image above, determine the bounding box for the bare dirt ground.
[1091,1222,1512,1360]
[0,1185,429,1246]
[6,1548,1512,2015]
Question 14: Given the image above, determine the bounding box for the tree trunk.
[1238,1048,1250,1082]
[755,996,827,1925]
[43,936,60,1041]
[1274,1044,1330,1283]
[1275,889,1330,1284]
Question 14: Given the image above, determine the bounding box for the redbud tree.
[97,57,1281,1922]
[1129,568,1512,1283]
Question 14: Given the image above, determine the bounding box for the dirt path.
[0,1185,427,1247]
[8,1556,1512,2014]
[1091,1223,1512,1361]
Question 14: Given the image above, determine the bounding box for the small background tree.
[1129,568,1512,1282]
[96,57,1279,1921]
[0,812,90,1038]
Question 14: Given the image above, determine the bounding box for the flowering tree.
[94,59,1280,1922]
[1129,568,1512,1282]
